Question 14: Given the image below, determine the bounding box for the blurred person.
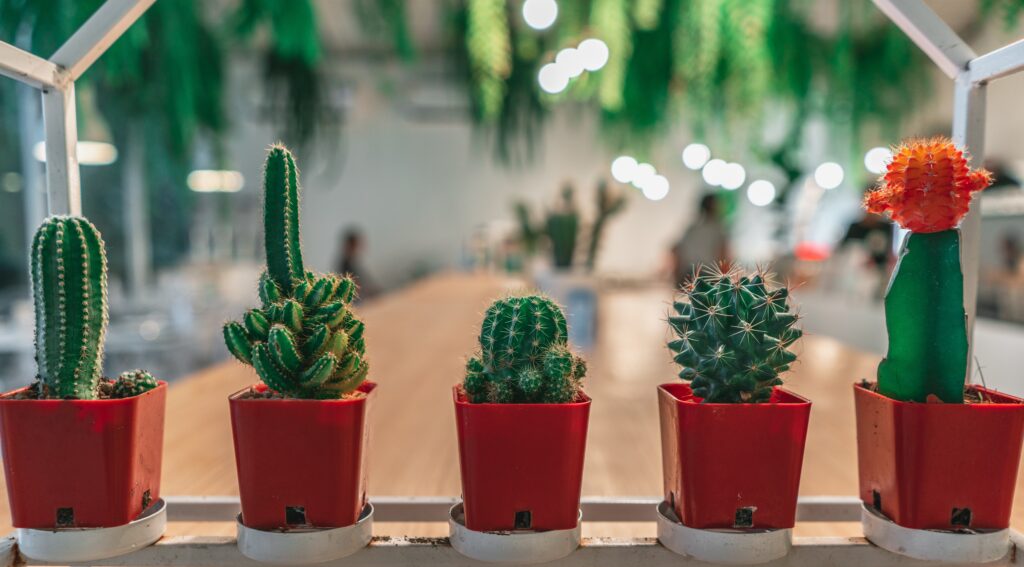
[839,211,894,298]
[334,228,379,301]
[671,194,730,287]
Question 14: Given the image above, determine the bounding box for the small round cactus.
[463,295,586,404]
[669,266,801,403]
[112,370,159,398]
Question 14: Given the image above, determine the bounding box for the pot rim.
[452,384,591,407]
[0,381,168,405]
[659,382,810,406]
[229,380,377,404]
[853,381,1024,406]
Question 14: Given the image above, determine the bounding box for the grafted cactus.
[30,216,157,400]
[463,295,586,403]
[223,145,369,399]
[864,138,992,402]
[669,266,801,403]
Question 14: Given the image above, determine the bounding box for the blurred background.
[0,0,1023,389]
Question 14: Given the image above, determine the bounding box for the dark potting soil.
[234,387,366,401]
[11,379,121,400]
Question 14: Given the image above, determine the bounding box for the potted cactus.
[0,216,166,530]
[454,295,589,534]
[223,145,375,533]
[658,266,809,541]
[855,138,1024,533]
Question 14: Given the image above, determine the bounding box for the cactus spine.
[463,295,586,403]
[669,267,801,403]
[223,145,369,399]
[29,216,157,400]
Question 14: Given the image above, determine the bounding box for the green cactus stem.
[263,144,305,295]
[224,146,369,399]
[463,295,586,403]
[585,180,627,271]
[877,230,967,403]
[668,266,801,403]
[31,216,109,400]
[546,185,579,270]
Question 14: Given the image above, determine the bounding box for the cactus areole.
[0,216,165,529]
[454,295,590,532]
[223,145,370,399]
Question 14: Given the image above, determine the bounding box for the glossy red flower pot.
[658,383,811,530]
[229,381,376,530]
[0,382,167,529]
[854,382,1024,530]
[453,386,590,532]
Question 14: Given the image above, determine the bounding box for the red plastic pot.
[854,382,1024,530]
[0,382,167,529]
[658,383,811,530]
[453,386,590,532]
[229,381,376,530]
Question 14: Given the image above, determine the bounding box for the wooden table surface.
[1,272,1021,538]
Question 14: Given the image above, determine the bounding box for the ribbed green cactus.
[669,267,801,403]
[30,216,157,400]
[463,295,586,403]
[223,145,369,399]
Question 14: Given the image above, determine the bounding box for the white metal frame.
[0,0,155,216]
[873,0,1024,348]
[1,496,1021,566]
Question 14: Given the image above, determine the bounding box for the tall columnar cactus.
[864,138,992,403]
[463,295,586,403]
[30,216,157,400]
[668,267,801,403]
[223,145,369,399]
[32,216,109,400]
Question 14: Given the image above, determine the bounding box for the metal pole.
[40,84,81,216]
[952,73,987,372]
[124,124,152,295]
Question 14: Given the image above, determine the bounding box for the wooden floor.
[0,272,1021,539]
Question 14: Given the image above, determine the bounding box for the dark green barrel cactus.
[30,216,157,400]
[463,295,586,403]
[669,267,801,403]
[223,145,369,399]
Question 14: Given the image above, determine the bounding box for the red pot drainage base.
[230,381,376,530]
[0,382,167,529]
[658,383,811,530]
[854,382,1024,531]
[453,386,590,532]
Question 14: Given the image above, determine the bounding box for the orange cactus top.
[863,137,992,233]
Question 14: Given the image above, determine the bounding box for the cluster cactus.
[463,295,586,403]
[864,138,992,403]
[223,145,369,399]
[30,216,158,400]
[669,266,801,403]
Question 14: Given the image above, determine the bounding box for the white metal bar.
[871,0,975,79]
[952,73,987,366]
[0,42,62,89]
[162,495,864,524]
[49,0,156,81]
[41,84,81,216]
[970,39,1024,84]
[5,533,1024,567]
